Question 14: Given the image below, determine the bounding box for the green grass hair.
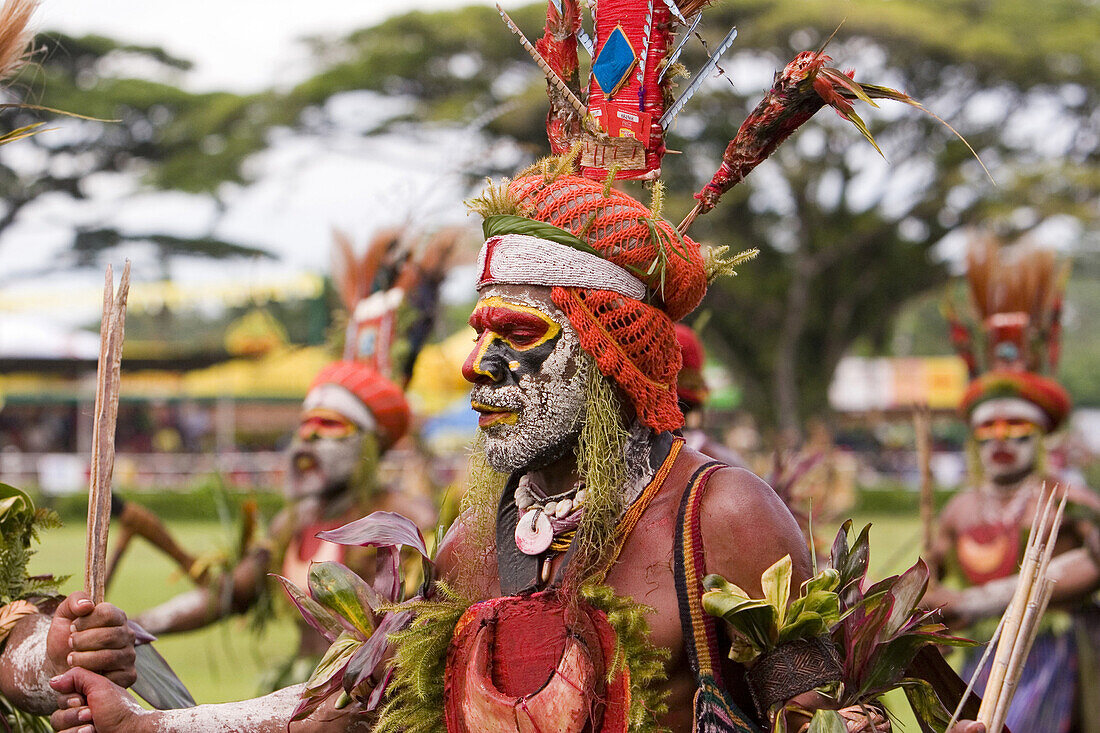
[581,583,671,733]
[371,581,471,733]
[565,365,632,588]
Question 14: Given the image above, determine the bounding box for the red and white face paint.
[971,397,1046,484]
[286,385,372,500]
[463,286,590,473]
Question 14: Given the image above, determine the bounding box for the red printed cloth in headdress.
[478,174,707,432]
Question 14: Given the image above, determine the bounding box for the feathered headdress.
[497,0,982,224]
[478,0,974,430]
[308,228,457,447]
[949,234,1071,429]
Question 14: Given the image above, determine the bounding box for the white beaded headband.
[970,397,1048,429]
[302,383,378,432]
[476,233,647,300]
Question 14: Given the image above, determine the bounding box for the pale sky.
[39,0,523,91]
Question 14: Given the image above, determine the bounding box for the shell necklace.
[513,473,587,556]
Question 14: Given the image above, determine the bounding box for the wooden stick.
[83,261,131,604]
[496,4,588,119]
[946,612,1006,732]
[991,576,1055,732]
[976,483,1056,725]
[980,483,1067,733]
[990,486,1066,732]
[914,403,935,556]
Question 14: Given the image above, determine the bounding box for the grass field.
[28,511,933,723]
[29,522,298,705]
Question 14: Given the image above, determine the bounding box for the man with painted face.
[925,237,1100,731]
[131,231,441,682]
[47,165,993,733]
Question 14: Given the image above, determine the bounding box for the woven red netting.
[507,174,707,431]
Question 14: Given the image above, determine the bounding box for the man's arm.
[134,546,271,635]
[51,671,370,733]
[0,593,135,716]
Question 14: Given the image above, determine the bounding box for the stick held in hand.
[84,261,131,605]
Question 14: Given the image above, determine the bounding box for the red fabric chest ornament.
[444,591,629,733]
[956,522,1021,586]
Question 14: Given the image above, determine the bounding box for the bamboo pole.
[975,484,1055,725]
[914,404,934,556]
[977,483,1067,733]
[946,613,1005,732]
[83,262,131,604]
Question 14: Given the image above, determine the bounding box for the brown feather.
[358,228,403,301]
[330,228,358,314]
[0,0,36,84]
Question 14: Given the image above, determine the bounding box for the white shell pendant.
[514,509,553,555]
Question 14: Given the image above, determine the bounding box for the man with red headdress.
[131,231,444,683]
[675,322,748,468]
[48,0,992,727]
[926,236,1100,731]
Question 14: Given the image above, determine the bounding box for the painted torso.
[442,441,759,733]
[947,476,1096,589]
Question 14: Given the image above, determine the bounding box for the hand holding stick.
[83,262,131,605]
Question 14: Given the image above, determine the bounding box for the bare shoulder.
[267,507,295,538]
[937,490,978,530]
[1062,481,1100,511]
[434,510,498,599]
[698,466,811,597]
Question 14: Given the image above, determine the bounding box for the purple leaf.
[374,546,401,602]
[365,666,395,711]
[292,675,343,721]
[271,573,345,642]
[830,519,852,571]
[317,511,428,557]
[342,610,412,695]
[884,560,930,637]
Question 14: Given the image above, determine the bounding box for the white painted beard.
[472,339,591,474]
[980,435,1040,484]
[286,435,361,500]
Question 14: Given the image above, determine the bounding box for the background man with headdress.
[675,322,748,469]
[130,230,447,682]
[925,236,1100,731]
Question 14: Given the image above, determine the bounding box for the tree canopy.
[8,0,1098,429]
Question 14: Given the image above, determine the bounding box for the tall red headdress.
[950,235,1071,430]
[307,228,457,447]
[486,0,974,429]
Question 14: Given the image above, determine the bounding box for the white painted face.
[462,285,589,473]
[286,407,363,500]
[972,403,1043,484]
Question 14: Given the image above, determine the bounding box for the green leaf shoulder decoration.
[287,511,673,733]
[0,483,65,733]
[703,520,977,733]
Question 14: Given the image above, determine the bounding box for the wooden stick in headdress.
[84,262,131,604]
[913,403,935,556]
[677,40,989,234]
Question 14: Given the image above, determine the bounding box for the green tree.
[277,0,1099,431]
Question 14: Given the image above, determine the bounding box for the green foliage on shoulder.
[580,583,671,733]
[372,582,469,733]
[0,484,64,606]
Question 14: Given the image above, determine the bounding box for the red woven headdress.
[477,174,706,432]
